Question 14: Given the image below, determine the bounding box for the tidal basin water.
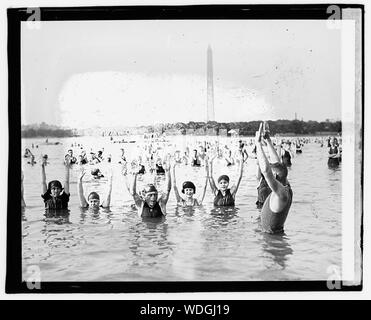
[22,136,341,282]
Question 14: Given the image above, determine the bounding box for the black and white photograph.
[5,4,365,294]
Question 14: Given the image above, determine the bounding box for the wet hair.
[270,162,288,182]
[182,181,196,194]
[47,180,63,193]
[218,175,230,183]
[88,192,100,201]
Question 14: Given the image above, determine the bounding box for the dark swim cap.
[91,168,99,175]
[48,180,63,191]
[182,181,196,193]
[88,192,100,200]
[142,184,158,194]
[218,175,230,183]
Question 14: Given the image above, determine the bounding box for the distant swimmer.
[327,137,341,168]
[91,168,104,179]
[224,149,235,167]
[24,148,32,158]
[25,148,37,165]
[123,162,171,218]
[295,140,303,154]
[65,149,77,165]
[171,160,208,207]
[174,150,182,164]
[238,140,249,163]
[155,158,165,175]
[79,150,88,165]
[255,123,293,234]
[191,149,201,167]
[207,152,244,207]
[138,163,146,175]
[77,167,112,211]
[41,155,71,210]
[118,148,126,164]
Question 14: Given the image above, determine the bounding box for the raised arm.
[255,123,286,197]
[63,159,71,195]
[161,161,172,206]
[41,157,47,194]
[77,168,88,207]
[130,172,142,208]
[256,159,262,180]
[120,161,132,195]
[171,163,181,203]
[208,154,218,195]
[263,122,281,164]
[101,170,113,208]
[231,152,244,197]
[199,159,209,205]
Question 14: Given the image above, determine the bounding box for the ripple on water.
[21,137,342,281]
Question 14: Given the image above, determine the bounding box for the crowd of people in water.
[22,122,342,234]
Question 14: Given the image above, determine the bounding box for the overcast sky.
[21,20,341,128]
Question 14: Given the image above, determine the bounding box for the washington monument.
[206,45,215,122]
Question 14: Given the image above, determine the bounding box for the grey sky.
[21,20,341,128]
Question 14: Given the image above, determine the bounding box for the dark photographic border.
[7,4,364,293]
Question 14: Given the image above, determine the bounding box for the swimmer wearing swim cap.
[207,151,244,207]
[255,122,293,234]
[77,168,113,210]
[171,161,209,207]
[125,162,171,218]
[41,155,71,210]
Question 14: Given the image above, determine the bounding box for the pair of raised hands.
[255,121,271,144]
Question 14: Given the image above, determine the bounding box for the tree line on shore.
[161,119,341,136]
[22,119,341,137]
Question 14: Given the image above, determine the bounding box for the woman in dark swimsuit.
[207,153,244,207]
[191,149,201,167]
[328,137,340,167]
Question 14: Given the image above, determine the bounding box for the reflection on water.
[21,137,342,281]
[260,232,293,269]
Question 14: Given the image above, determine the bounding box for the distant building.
[206,128,217,136]
[219,129,228,136]
[228,129,239,137]
[195,128,206,136]
[165,128,183,135]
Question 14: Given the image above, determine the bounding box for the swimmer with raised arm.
[255,122,293,234]
[208,151,244,207]
[77,167,113,211]
[171,159,208,207]
[127,160,171,218]
[41,155,71,210]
